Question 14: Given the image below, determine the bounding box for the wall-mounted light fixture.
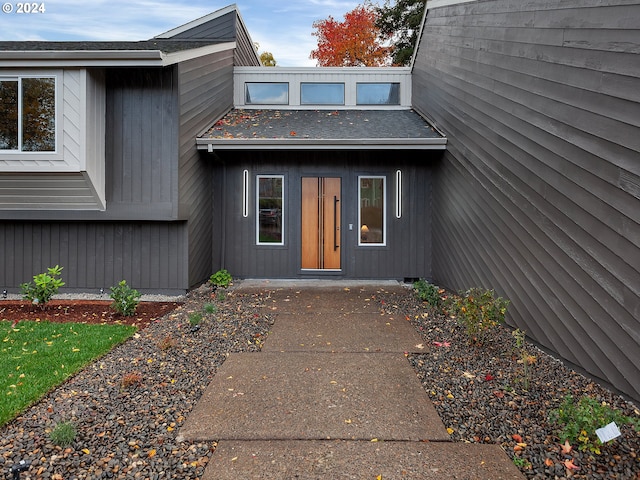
[395,170,402,218]
[242,169,249,218]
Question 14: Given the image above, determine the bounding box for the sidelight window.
[257,175,284,245]
[359,176,386,246]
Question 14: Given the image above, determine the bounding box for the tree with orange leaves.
[310,4,391,67]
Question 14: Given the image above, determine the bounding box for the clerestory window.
[0,76,56,152]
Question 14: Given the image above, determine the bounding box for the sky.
[0,0,363,66]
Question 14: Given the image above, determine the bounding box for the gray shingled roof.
[0,39,224,53]
[197,109,445,150]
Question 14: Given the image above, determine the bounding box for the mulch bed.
[0,300,180,329]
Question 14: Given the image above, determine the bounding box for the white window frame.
[256,174,285,246]
[358,175,386,247]
[0,71,61,159]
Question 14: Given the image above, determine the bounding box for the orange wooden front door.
[301,177,341,270]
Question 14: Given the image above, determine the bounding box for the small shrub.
[121,371,142,389]
[110,280,141,316]
[158,335,177,351]
[209,269,232,289]
[20,265,65,308]
[203,303,217,315]
[413,279,442,308]
[188,312,203,326]
[49,420,76,447]
[451,288,509,343]
[549,395,640,454]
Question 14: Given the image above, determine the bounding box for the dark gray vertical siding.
[0,222,187,293]
[413,0,640,400]
[178,50,235,287]
[105,68,179,218]
[215,151,436,280]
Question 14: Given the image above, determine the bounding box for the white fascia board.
[161,42,235,65]
[0,43,234,68]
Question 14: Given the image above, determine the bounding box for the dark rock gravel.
[375,287,640,479]
[2,282,638,479]
[0,284,273,479]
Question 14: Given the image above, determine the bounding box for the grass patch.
[0,320,136,427]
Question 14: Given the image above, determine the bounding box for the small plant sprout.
[110,280,142,316]
[49,420,76,447]
[20,265,65,309]
[203,303,217,315]
[512,328,534,390]
[188,312,203,326]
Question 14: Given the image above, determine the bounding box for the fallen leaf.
[544,458,554,467]
[462,371,475,379]
[81,448,90,454]
[447,427,455,435]
[560,439,573,454]
[512,434,523,443]
[433,341,451,347]
[564,459,579,470]
[485,373,495,381]
[148,449,156,458]
[493,390,505,398]
[415,343,424,349]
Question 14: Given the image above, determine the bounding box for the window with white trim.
[257,175,284,245]
[0,75,56,152]
[245,82,289,105]
[359,176,386,245]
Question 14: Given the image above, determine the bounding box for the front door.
[301,177,341,270]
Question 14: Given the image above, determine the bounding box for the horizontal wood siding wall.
[0,221,188,294]
[414,0,640,400]
[215,151,437,280]
[178,50,234,287]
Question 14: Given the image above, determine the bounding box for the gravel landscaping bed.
[0,283,273,479]
[375,287,640,479]
[1,281,637,479]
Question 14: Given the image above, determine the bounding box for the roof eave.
[197,137,447,151]
[0,42,235,67]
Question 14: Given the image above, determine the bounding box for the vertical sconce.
[242,169,249,217]
[395,169,402,218]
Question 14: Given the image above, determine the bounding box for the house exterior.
[413,0,640,401]
[0,5,260,293]
[0,0,638,403]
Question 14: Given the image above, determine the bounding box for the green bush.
[110,280,141,316]
[49,420,76,447]
[451,288,509,343]
[20,265,65,307]
[413,279,442,308]
[209,269,232,288]
[549,395,640,454]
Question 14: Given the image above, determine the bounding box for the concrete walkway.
[179,283,524,479]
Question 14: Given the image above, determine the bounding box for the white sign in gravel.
[596,422,621,443]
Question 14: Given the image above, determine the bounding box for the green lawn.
[0,320,136,427]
